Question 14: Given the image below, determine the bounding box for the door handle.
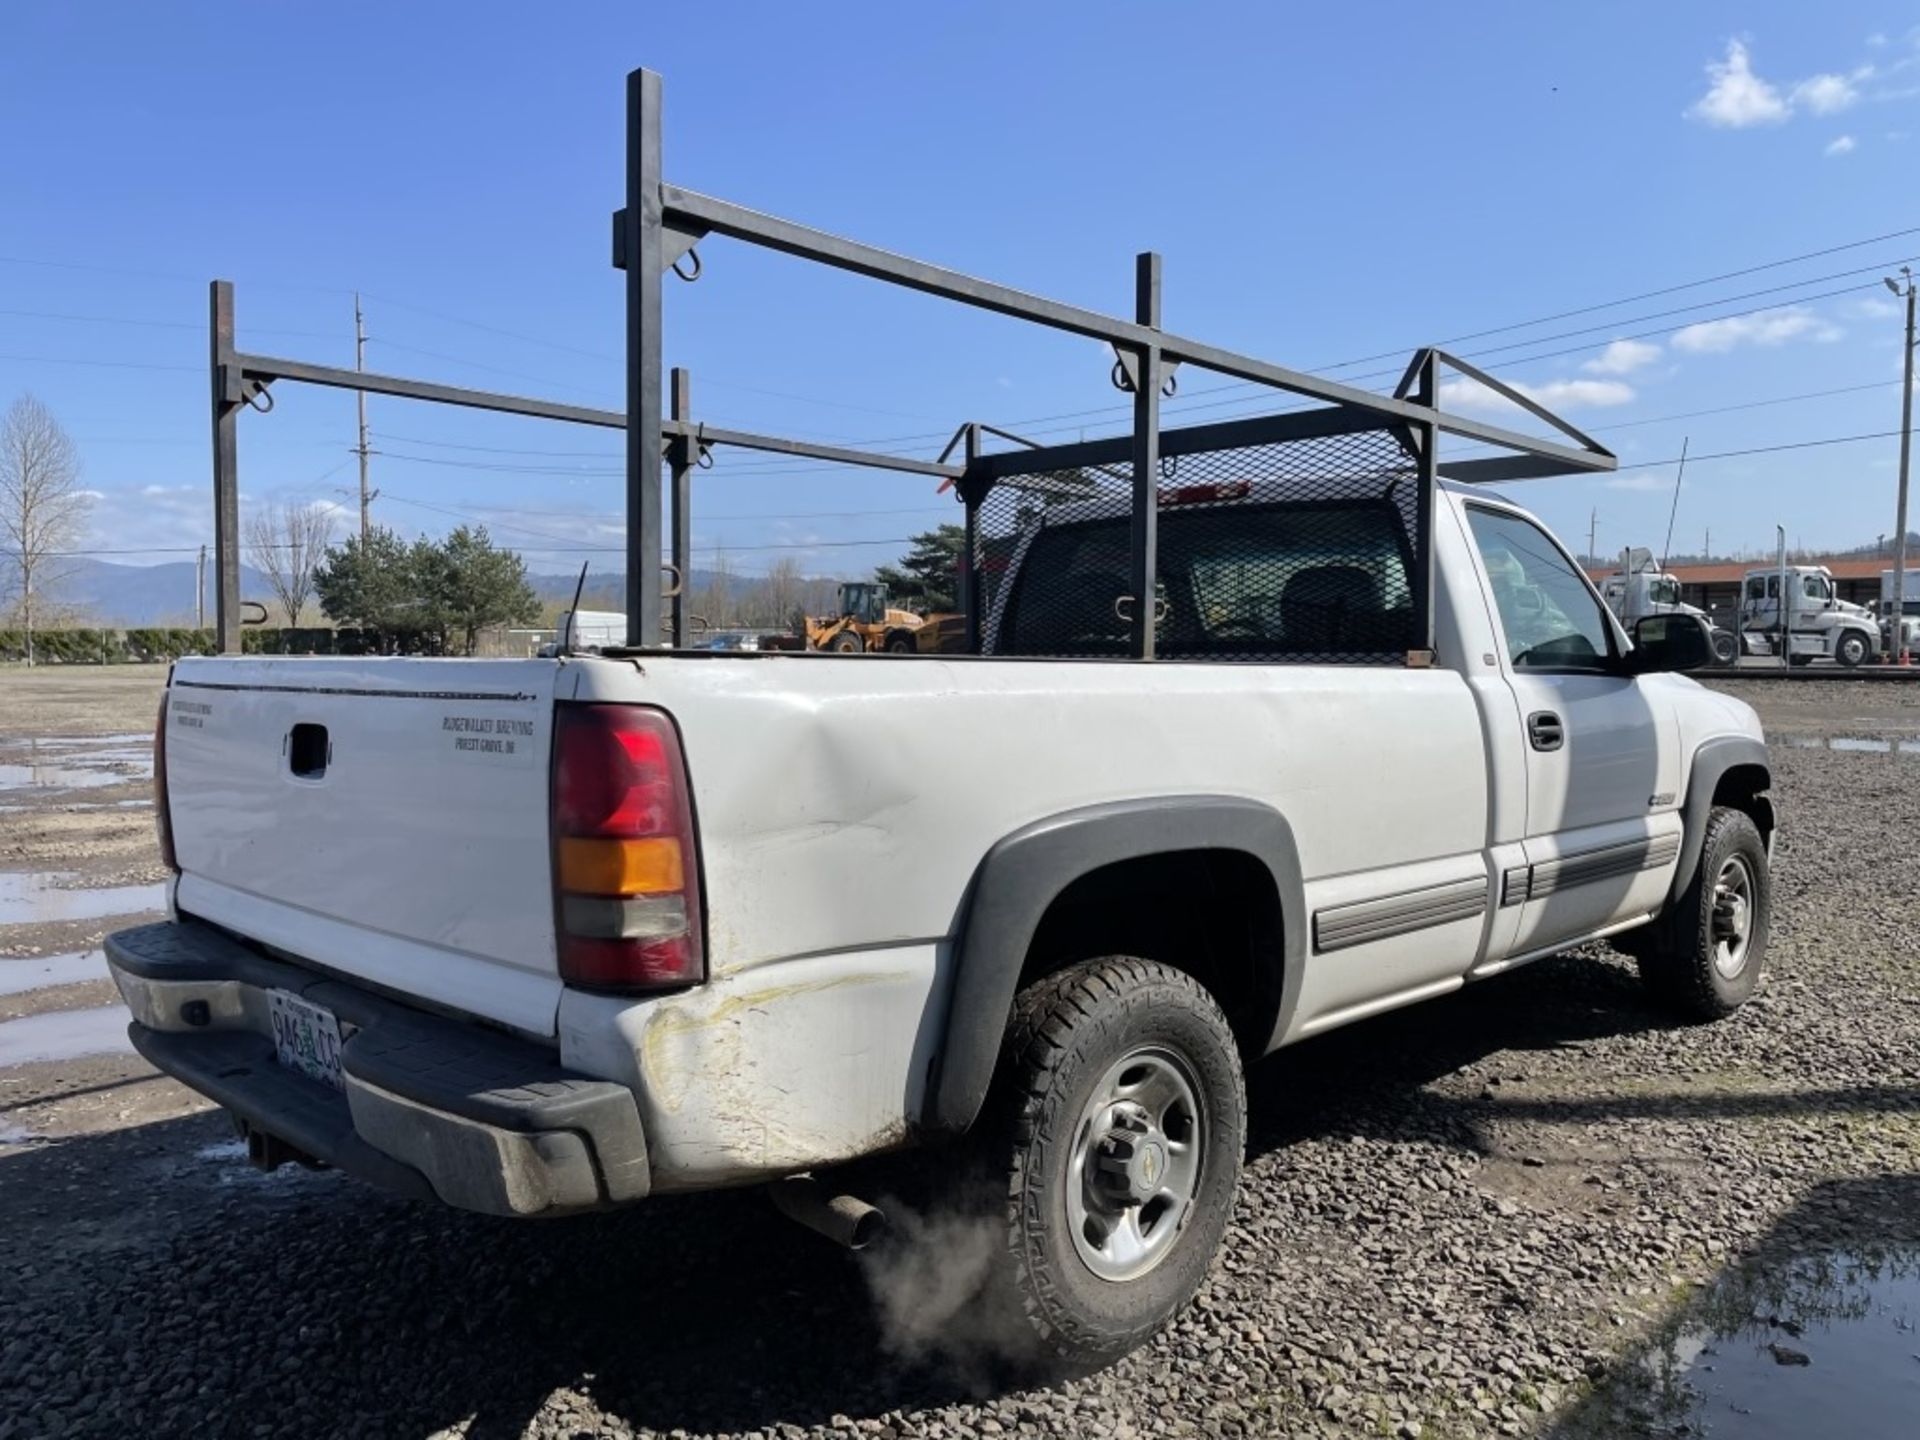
[1527,711,1564,752]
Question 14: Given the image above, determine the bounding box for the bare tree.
[695,546,734,630]
[246,501,336,625]
[763,555,804,632]
[0,394,89,666]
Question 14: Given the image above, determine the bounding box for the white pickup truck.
[109,478,1773,1366]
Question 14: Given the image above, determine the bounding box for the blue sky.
[4,2,1919,582]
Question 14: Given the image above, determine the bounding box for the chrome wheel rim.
[1711,854,1756,978]
[1066,1047,1205,1282]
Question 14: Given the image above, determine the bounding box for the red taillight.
[551,704,703,991]
[154,690,177,872]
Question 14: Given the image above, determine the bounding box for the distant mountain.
[3,557,276,627]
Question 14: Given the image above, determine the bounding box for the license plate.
[268,989,344,1091]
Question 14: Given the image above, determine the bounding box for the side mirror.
[1626,613,1716,674]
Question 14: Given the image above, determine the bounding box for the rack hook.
[672,248,702,283]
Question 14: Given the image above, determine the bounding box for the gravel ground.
[1,669,1918,1439]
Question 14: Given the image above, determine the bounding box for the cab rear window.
[998,500,1416,662]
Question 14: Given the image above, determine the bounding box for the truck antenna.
[560,561,590,658]
[1660,436,1690,571]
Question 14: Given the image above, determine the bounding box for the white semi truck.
[1738,564,1880,668]
[1598,549,1738,665]
[1880,568,1920,660]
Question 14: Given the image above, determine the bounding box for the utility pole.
[195,545,206,629]
[353,293,375,544]
[1704,528,1710,562]
[1885,269,1915,663]
[1587,508,1597,567]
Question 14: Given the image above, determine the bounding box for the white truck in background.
[107,480,1775,1368]
[1738,564,1880,668]
[1880,568,1920,659]
[1598,548,1737,665]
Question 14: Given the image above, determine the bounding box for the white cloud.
[1582,339,1662,375]
[1825,133,1858,155]
[1671,307,1842,352]
[1848,295,1901,319]
[1604,474,1674,492]
[1439,376,1636,415]
[1689,40,1791,127]
[1793,72,1861,114]
[1868,32,1889,49]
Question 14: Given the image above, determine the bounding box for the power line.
[363,337,615,401]
[0,353,199,374]
[0,307,335,340]
[52,425,1901,564]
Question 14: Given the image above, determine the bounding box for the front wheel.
[1638,807,1770,1021]
[1835,630,1869,668]
[1711,630,1739,666]
[990,957,1245,1369]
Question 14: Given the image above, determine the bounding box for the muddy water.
[0,734,153,793]
[0,1004,133,1065]
[1589,1246,1920,1437]
[0,950,109,995]
[1779,735,1920,755]
[0,873,167,925]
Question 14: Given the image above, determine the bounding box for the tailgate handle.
[288,723,330,779]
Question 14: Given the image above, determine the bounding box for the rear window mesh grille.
[971,426,1423,664]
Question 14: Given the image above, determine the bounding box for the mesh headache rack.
[203,68,1616,662]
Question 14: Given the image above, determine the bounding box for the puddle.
[0,1004,132,1064]
[0,950,109,996]
[1779,736,1920,755]
[12,734,151,749]
[0,873,167,926]
[0,798,153,815]
[0,1118,40,1145]
[1576,1245,1920,1437]
[0,736,153,793]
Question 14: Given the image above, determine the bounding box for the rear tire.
[989,957,1245,1370]
[1788,653,1813,668]
[885,631,915,654]
[1638,808,1769,1022]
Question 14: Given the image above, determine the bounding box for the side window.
[1745,577,1764,602]
[1467,508,1614,671]
[1802,575,1830,602]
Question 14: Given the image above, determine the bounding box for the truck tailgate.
[165,656,562,1036]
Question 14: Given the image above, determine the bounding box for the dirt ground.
[1,665,1916,1439]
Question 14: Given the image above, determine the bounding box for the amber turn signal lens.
[557,835,684,896]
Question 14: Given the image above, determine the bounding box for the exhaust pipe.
[770,1176,887,1250]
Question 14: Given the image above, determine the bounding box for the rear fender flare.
[923,795,1305,1135]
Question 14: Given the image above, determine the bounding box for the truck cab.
[1598,548,1735,664]
[1738,565,1879,668]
